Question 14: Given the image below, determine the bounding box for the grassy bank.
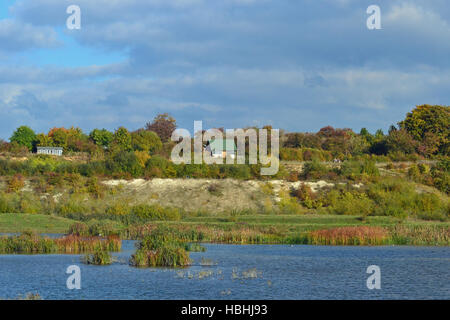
[1,213,449,246]
[0,213,75,233]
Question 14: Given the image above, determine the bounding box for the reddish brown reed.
[307,226,388,245]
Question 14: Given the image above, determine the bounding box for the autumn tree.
[399,105,449,155]
[145,113,177,142]
[48,127,69,149]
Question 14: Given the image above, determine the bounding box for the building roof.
[37,146,63,150]
[209,139,236,152]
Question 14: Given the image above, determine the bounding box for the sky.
[0,0,450,140]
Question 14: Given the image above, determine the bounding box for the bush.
[328,191,374,217]
[83,246,113,265]
[408,165,421,180]
[277,190,304,214]
[339,160,379,180]
[68,222,89,236]
[129,226,191,267]
[292,184,321,209]
[131,204,181,221]
[7,174,25,193]
[107,152,143,177]
[88,220,121,236]
[280,148,332,161]
[413,193,447,218]
[106,202,131,216]
[302,160,329,180]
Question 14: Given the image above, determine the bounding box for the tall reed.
[303,226,389,245]
[129,227,191,267]
[389,225,450,246]
[82,245,113,265]
[0,233,121,254]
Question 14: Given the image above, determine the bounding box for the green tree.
[107,151,143,177]
[131,129,162,154]
[35,133,53,147]
[385,129,418,155]
[10,126,36,151]
[89,129,113,148]
[374,129,384,140]
[111,127,132,152]
[399,105,449,154]
[359,128,374,144]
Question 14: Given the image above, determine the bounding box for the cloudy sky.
[0,0,449,140]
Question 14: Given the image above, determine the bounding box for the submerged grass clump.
[232,267,262,280]
[0,231,121,254]
[200,257,217,266]
[185,243,206,252]
[82,246,113,265]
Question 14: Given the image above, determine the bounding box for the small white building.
[207,139,237,159]
[37,147,63,156]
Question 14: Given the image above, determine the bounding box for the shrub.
[129,227,191,267]
[87,177,105,199]
[207,183,222,196]
[418,163,430,174]
[277,190,304,214]
[107,152,143,177]
[106,202,131,216]
[83,246,113,265]
[292,184,321,209]
[408,165,421,180]
[339,160,379,180]
[286,171,299,182]
[7,174,25,193]
[131,204,181,221]
[88,220,121,237]
[302,160,329,180]
[68,222,89,236]
[328,191,374,217]
[413,193,447,220]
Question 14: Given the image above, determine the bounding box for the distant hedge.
[280,148,332,161]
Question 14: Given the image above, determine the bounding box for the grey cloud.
[0,19,60,52]
[1,0,449,139]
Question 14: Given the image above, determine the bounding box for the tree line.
[0,105,448,160]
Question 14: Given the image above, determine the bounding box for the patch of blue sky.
[0,0,13,19]
[18,28,127,68]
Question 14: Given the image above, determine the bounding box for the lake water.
[0,241,449,300]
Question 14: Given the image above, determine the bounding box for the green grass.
[1,212,449,246]
[176,214,449,233]
[0,213,76,233]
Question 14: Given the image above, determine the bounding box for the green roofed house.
[207,138,237,159]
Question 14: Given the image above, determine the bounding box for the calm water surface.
[0,240,449,299]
